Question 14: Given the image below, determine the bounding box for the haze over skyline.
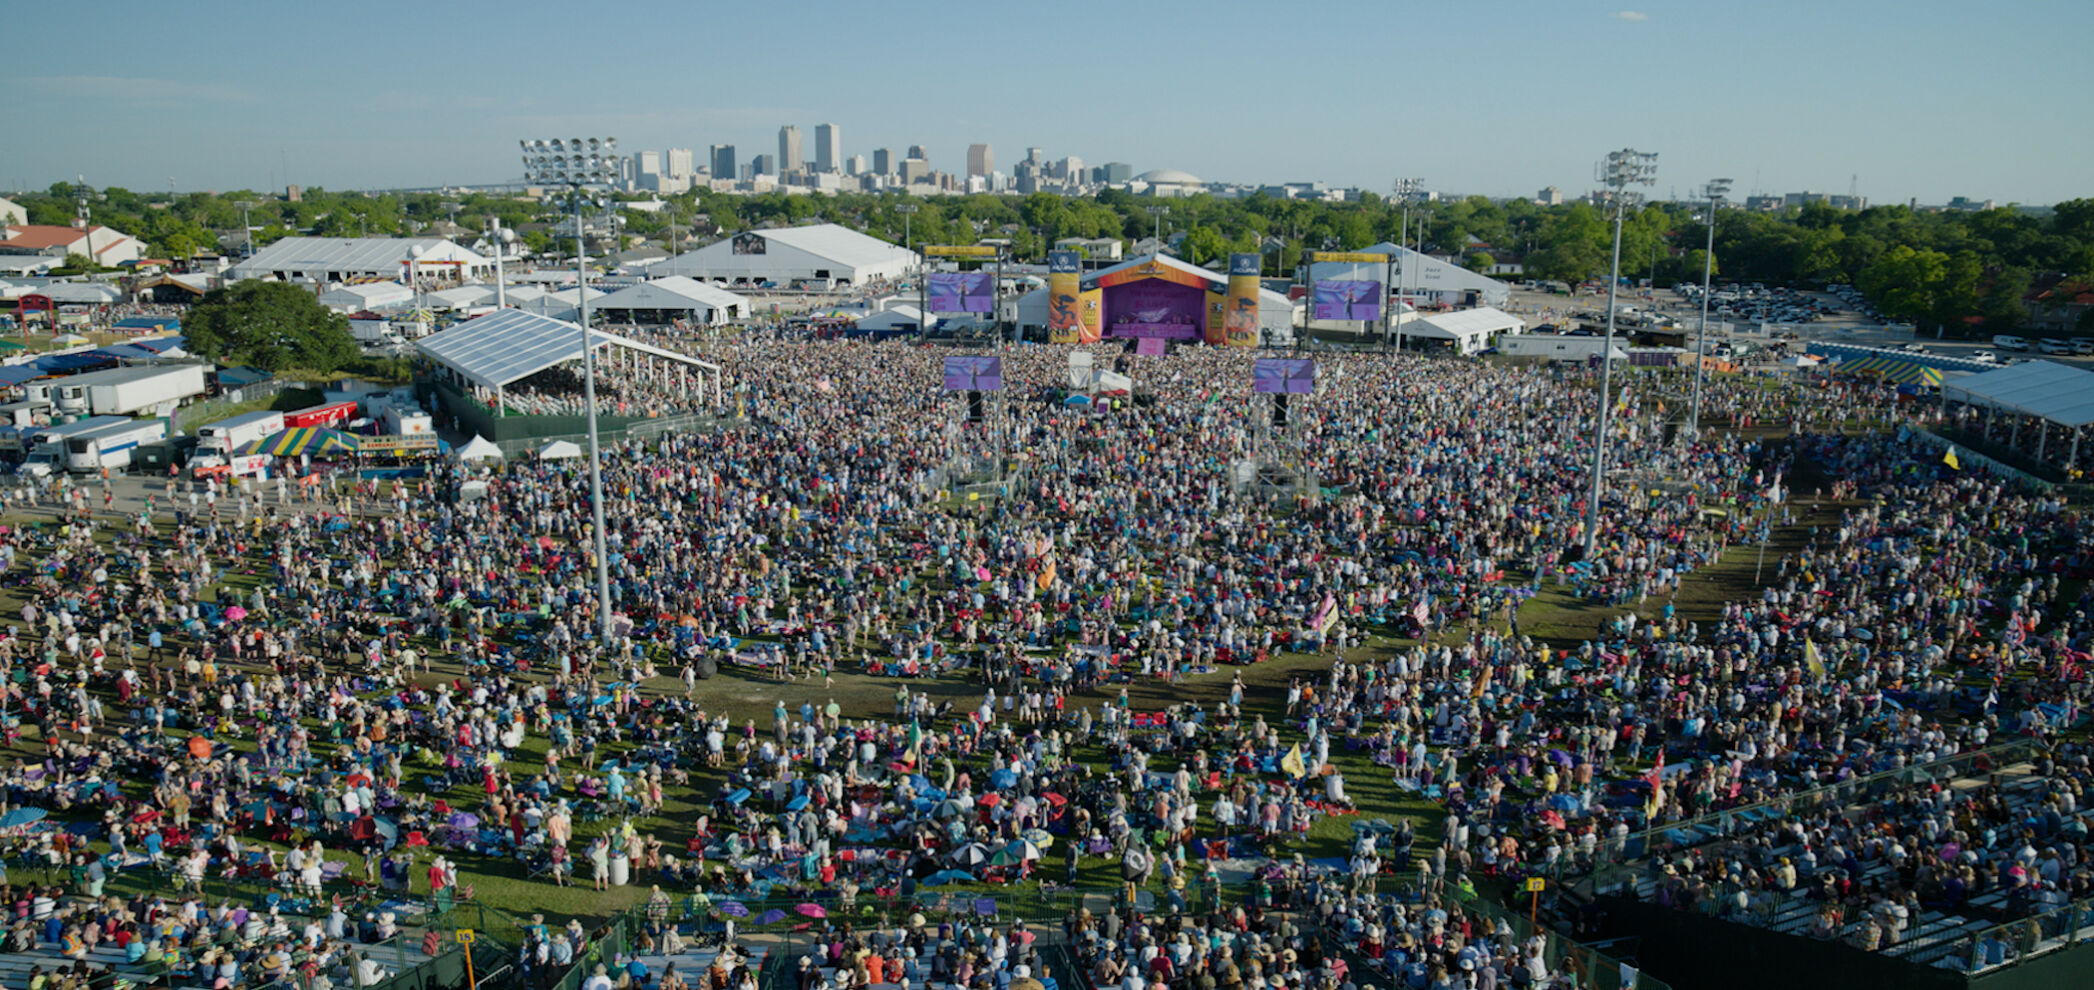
[5,0,2089,206]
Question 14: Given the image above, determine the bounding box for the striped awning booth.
[1833,354,1943,387]
[234,427,356,457]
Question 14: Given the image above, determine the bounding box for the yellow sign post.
[456,930,477,987]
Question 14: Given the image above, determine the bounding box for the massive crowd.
[0,332,2085,990]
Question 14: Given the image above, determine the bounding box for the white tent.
[456,435,504,461]
[538,439,583,460]
[318,282,415,312]
[1404,306,1524,355]
[593,277,749,325]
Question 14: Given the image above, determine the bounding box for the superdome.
[1136,169,1203,185]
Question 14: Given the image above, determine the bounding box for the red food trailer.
[283,400,358,429]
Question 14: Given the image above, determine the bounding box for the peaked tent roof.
[1080,252,1227,292]
[1412,306,1525,336]
[415,309,718,391]
[721,224,913,271]
[1940,360,2094,427]
[594,277,749,311]
[228,236,486,279]
[456,435,504,461]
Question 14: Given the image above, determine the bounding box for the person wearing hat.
[583,962,615,990]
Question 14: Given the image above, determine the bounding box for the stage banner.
[1048,251,1084,344]
[927,271,995,313]
[1312,279,1382,321]
[1223,253,1261,347]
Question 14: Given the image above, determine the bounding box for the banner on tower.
[1223,253,1261,347]
[1048,251,1086,344]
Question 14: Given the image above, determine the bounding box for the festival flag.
[1803,638,1826,679]
[1943,446,1961,470]
[1280,744,1307,779]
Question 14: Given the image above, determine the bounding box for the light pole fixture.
[521,136,621,646]
[235,200,258,259]
[1688,178,1731,439]
[1391,178,1422,350]
[896,203,920,253]
[1582,148,1658,563]
[1147,205,1169,245]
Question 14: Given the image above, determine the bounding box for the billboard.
[927,271,995,313]
[924,245,999,258]
[1253,358,1316,394]
[942,355,1004,392]
[1311,251,1388,264]
[1223,253,1261,347]
[1048,251,1086,344]
[1312,279,1382,321]
[731,232,766,255]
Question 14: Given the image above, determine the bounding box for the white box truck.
[65,418,166,474]
[32,365,208,417]
[87,364,208,416]
[194,410,287,458]
[18,415,134,478]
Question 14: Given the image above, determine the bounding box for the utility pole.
[1688,178,1731,439]
[1583,148,1658,562]
[1147,205,1169,246]
[897,203,919,252]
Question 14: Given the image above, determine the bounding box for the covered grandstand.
[1938,359,2094,473]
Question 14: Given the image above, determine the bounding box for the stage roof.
[415,309,717,391]
[1940,360,2094,428]
[1081,252,1226,292]
[594,276,749,312]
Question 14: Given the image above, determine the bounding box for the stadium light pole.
[1583,148,1658,563]
[896,203,919,252]
[522,137,621,645]
[1147,205,1169,245]
[234,200,258,259]
[1688,178,1732,439]
[1391,178,1421,351]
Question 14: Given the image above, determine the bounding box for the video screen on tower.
[942,356,1004,392]
[1253,358,1316,395]
[927,272,995,313]
[1312,280,1382,321]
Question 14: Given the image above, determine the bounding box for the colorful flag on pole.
[1804,638,1826,679]
[1943,447,1960,470]
[1280,744,1307,779]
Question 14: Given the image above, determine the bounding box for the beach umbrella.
[923,869,975,886]
[718,901,749,918]
[447,812,479,829]
[373,818,399,851]
[1063,395,1091,405]
[0,808,47,829]
[726,789,751,805]
[796,903,826,918]
[932,799,966,820]
[951,843,992,867]
[759,909,789,925]
[1005,839,1043,861]
[1020,829,1053,847]
[989,768,1016,789]
[1852,628,1875,641]
[223,606,248,622]
[787,795,809,812]
[978,793,1000,807]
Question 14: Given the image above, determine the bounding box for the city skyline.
[3,0,2089,205]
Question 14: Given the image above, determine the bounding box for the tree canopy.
[184,281,360,372]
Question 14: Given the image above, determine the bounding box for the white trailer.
[195,410,287,456]
[18,415,132,478]
[65,418,166,473]
[87,364,208,416]
[1496,334,1630,363]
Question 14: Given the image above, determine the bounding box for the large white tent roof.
[1412,306,1524,337]
[414,309,717,390]
[594,277,749,312]
[229,236,486,279]
[1940,360,2094,428]
[738,224,915,271]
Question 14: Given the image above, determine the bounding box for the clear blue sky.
[5,0,2088,205]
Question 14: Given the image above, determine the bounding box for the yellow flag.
[1803,638,1826,679]
[1280,744,1307,780]
[1943,447,1960,470]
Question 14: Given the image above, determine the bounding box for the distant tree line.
[17,181,2092,333]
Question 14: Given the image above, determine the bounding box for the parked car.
[1970,351,2000,364]
[1992,334,2030,351]
[2037,338,2074,355]
[2074,339,2094,355]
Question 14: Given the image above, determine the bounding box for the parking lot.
[1501,283,2094,370]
